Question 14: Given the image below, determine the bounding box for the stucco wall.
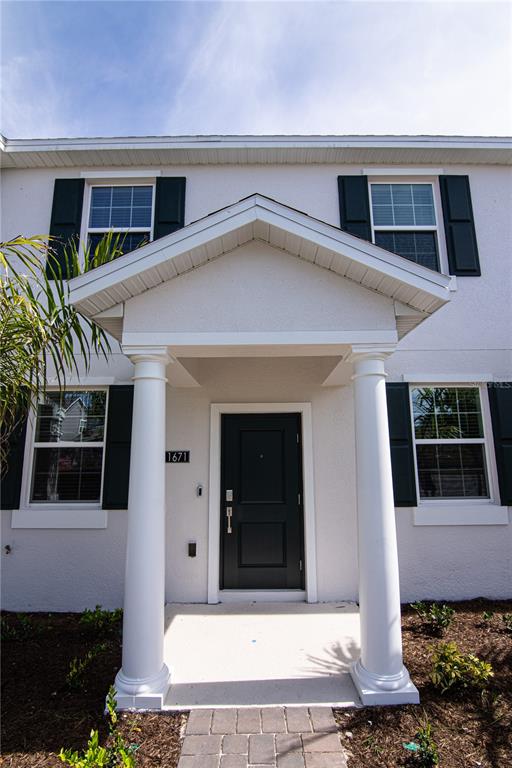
[1,161,511,611]
[124,241,396,335]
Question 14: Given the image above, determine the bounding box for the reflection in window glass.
[31,390,106,503]
[411,386,489,500]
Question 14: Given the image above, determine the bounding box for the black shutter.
[46,179,85,279]
[487,383,512,505]
[439,175,481,276]
[386,383,418,507]
[153,177,186,240]
[1,413,28,510]
[338,176,372,241]
[102,386,134,510]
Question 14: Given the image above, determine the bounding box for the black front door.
[220,413,304,590]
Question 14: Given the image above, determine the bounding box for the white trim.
[5,134,510,151]
[12,506,108,529]
[413,504,509,526]
[80,170,162,178]
[207,403,317,605]
[218,590,307,603]
[122,330,399,350]
[4,135,509,170]
[79,180,156,269]
[368,179,448,275]
[69,194,452,320]
[15,387,109,530]
[403,373,493,383]
[408,383,502,516]
[363,167,445,176]
[47,376,116,386]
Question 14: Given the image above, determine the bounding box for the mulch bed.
[0,612,185,767]
[1,600,511,767]
[334,598,512,767]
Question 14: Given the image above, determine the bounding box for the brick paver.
[220,756,248,768]
[223,735,249,754]
[308,707,337,734]
[178,756,220,768]
[237,707,262,734]
[305,753,347,767]
[182,735,223,755]
[285,708,312,734]
[262,707,287,733]
[302,733,343,752]
[249,734,275,764]
[212,709,238,734]
[178,707,347,768]
[186,708,214,735]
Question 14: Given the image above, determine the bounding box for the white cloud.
[162,1,512,136]
[1,1,510,138]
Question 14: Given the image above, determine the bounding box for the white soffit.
[69,194,452,332]
[1,134,511,168]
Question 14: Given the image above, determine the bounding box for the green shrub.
[430,641,494,693]
[59,686,137,767]
[66,642,108,690]
[411,601,455,634]
[80,605,122,635]
[482,610,494,622]
[0,613,41,641]
[502,614,512,632]
[403,718,439,766]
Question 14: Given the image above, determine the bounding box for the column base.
[350,659,420,706]
[114,663,170,710]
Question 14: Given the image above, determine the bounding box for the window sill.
[11,507,108,529]
[413,504,509,527]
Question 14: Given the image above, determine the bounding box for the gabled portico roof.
[69,193,453,332]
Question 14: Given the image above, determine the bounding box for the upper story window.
[411,386,490,500]
[30,390,107,504]
[87,184,154,254]
[370,183,440,272]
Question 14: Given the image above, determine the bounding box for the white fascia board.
[255,197,451,296]
[69,194,452,311]
[4,134,511,152]
[69,201,258,302]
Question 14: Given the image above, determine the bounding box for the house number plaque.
[165,451,190,463]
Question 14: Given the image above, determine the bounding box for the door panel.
[221,413,304,590]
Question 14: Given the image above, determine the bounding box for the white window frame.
[408,383,508,526]
[13,386,110,529]
[79,177,157,265]
[368,177,449,275]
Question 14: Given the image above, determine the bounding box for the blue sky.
[1,0,511,138]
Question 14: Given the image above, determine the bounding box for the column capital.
[121,345,173,366]
[345,343,397,364]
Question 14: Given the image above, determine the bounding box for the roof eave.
[69,193,452,324]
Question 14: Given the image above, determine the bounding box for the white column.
[115,347,170,709]
[349,348,419,705]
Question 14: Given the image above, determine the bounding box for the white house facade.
[1,135,511,709]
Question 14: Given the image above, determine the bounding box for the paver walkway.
[178,707,347,767]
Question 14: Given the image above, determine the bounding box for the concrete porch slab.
[163,602,361,709]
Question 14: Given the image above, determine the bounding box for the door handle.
[226,506,233,534]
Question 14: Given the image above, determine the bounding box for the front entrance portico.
[113,341,418,709]
[68,193,452,708]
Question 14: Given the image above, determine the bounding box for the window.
[370,183,440,271]
[87,184,154,255]
[411,386,490,500]
[30,390,107,504]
